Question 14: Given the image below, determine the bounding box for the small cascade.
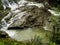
[1,0,13,9]
[48,9,60,16]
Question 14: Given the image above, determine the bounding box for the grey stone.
[8,6,51,29]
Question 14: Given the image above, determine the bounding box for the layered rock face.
[8,5,51,29]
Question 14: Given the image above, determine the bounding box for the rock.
[26,0,44,3]
[8,6,51,29]
[0,31,9,38]
[27,0,50,9]
[8,27,24,30]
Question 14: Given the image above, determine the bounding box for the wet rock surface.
[8,6,51,29]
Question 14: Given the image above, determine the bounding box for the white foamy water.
[48,9,60,16]
[27,2,44,8]
[9,3,18,10]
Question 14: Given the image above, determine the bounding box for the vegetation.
[51,7,60,12]
[43,5,60,45]
[0,1,3,10]
[48,0,60,7]
[0,35,57,45]
[49,16,60,45]
[0,36,42,45]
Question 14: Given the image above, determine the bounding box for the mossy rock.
[8,6,51,29]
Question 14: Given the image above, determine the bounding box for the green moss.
[0,36,42,45]
[49,16,60,45]
[47,41,56,45]
[50,7,60,12]
[0,38,57,45]
[0,38,26,45]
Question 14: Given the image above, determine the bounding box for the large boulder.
[8,6,51,29]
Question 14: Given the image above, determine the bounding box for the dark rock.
[8,27,24,30]
[8,6,51,29]
[26,0,44,3]
[0,31,9,38]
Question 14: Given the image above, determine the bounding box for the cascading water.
[48,9,60,16]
